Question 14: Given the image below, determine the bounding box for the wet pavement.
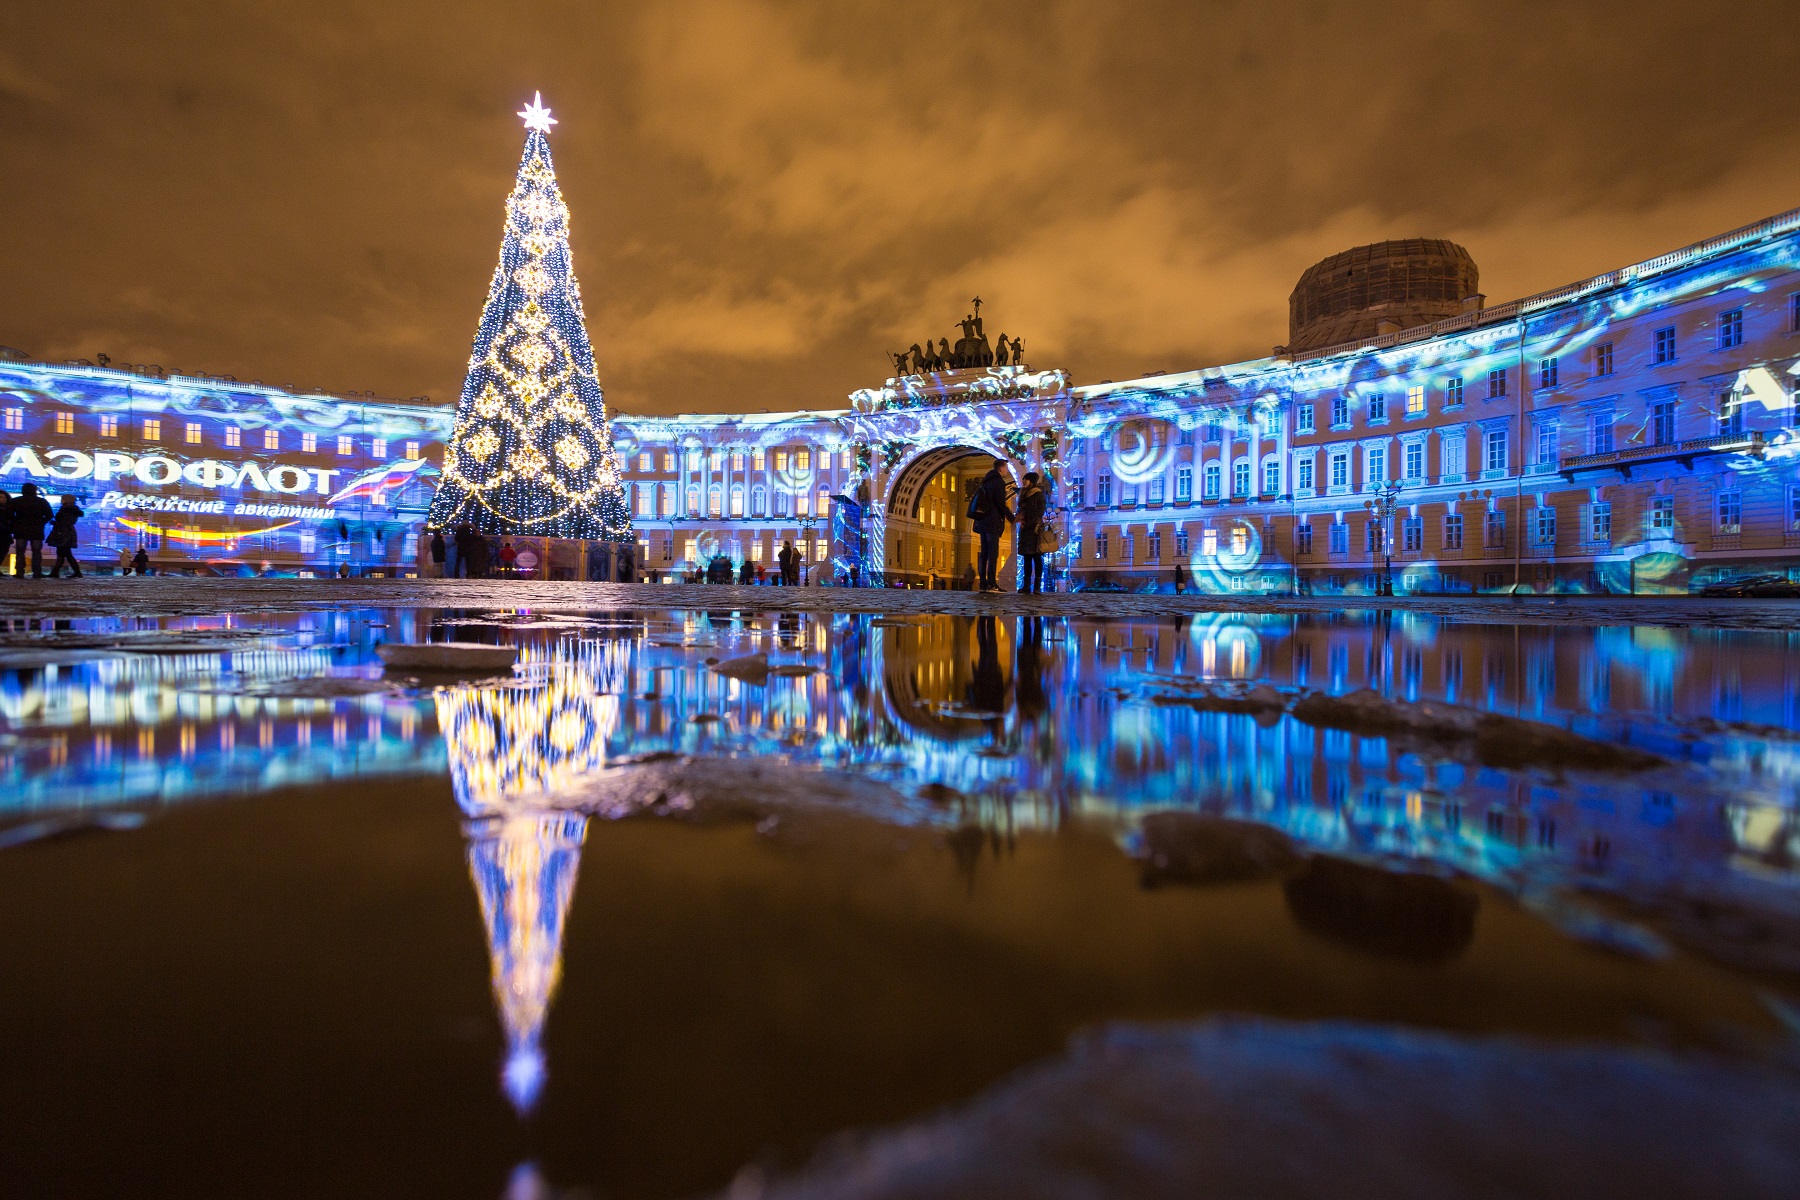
[2,598,1798,1197]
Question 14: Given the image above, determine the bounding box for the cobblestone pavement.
[0,575,1797,628]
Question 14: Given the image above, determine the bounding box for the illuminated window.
[55,411,74,434]
[1443,513,1464,550]
[660,484,676,515]
[1230,528,1247,556]
[797,449,811,471]
[1487,368,1508,398]
[637,487,652,516]
[730,485,744,516]
[1331,397,1349,427]
[1444,377,1464,406]
[1176,465,1192,501]
[1296,457,1314,492]
[814,539,827,561]
[1404,441,1424,480]
[709,486,722,516]
[1594,343,1614,376]
[750,542,764,561]
[372,438,386,458]
[1718,390,1744,437]
[182,422,200,444]
[139,418,161,440]
[100,414,119,437]
[774,451,788,472]
[1589,502,1612,543]
[753,450,766,470]
[1652,496,1675,532]
[662,452,675,471]
[730,451,744,470]
[1202,528,1218,556]
[302,432,317,453]
[796,492,811,517]
[1539,358,1559,389]
[1406,386,1426,416]
[1717,308,1743,350]
[1484,429,1508,474]
[1293,524,1311,555]
[1367,394,1388,423]
[685,449,701,469]
[337,436,353,455]
[686,486,700,515]
[405,442,419,460]
[1653,326,1676,365]
[816,488,829,513]
[263,429,279,450]
[1328,522,1347,554]
[1296,404,1315,434]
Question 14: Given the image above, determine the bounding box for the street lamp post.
[798,513,819,584]
[1363,481,1404,597]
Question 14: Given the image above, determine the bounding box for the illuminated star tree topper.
[428,93,633,540]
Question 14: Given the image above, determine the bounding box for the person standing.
[466,530,491,579]
[1016,471,1048,594]
[498,540,518,577]
[46,494,84,578]
[0,489,13,578]
[971,459,1015,592]
[429,529,447,577]
[10,482,54,579]
[132,546,151,575]
[777,539,799,586]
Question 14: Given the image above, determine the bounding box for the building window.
[1652,399,1676,446]
[1177,427,1194,446]
[55,411,74,434]
[1194,527,1214,556]
[142,418,161,440]
[795,449,811,471]
[1204,421,1222,444]
[1296,457,1314,491]
[179,421,200,444]
[638,452,652,471]
[1069,476,1085,506]
[1262,459,1281,494]
[1095,531,1108,560]
[1367,393,1388,424]
[1406,385,1426,417]
[299,530,316,554]
[1789,488,1800,530]
[1171,529,1188,557]
[1589,502,1612,543]
[1202,462,1221,499]
[1717,491,1742,533]
[1484,429,1508,473]
[1404,441,1424,481]
[1441,435,1465,476]
[372,438,387,458]
[773,450,787,473]
[1365,520,1385,554]
[1718,390,1744,437]
[662,451,676,471]
[405,441,419,460]
[1539,358,1559,389]
[1232,460,1251,496]
[1651,496,1675,532]
[1229,527,1246,556]
[816,488,830,515]
[1331,396,1350,427]
[1296,404,1315,434]
[1329,452,1348,489]
[1366,446,1385,484]
[1717,308,1743,349]
[1294,523,1313,555]
[687,485,701,516]
[749,485,765,516]
[1148,477,1165,504]
[1653,326,1677,364]
[636,487,653,516]
[1444,513,1464,550]
[1488,368,1508,399]
[1590,414,1614,455]
[1147,530,1162,561]
[1535,422,1558,465]
[1402,517,1423,553]
[1097,473,1112,505]
[263,429,279,450]
[1535,505,1557,545]
[100,414,119,437]
[730,485,745,517]
[337,435,354,455]
[1329,522,1349,554]
[795,490,810,517]
[1790,293,1800,333]
[1444,377,1464,407]
[1176,465,1192,501]
[301,432,317,453]
[1594,342,1614,376]
[1484,509,1506,547]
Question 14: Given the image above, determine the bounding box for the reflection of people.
[1015,616,1047,723]
[972,459,1015,592]
[47,494,84,578]
[970,615,1006,714]
[1016,471,1048,594]
[960,562,976,591]
[10,482,53,579]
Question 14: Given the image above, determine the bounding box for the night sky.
[3,2,1797,416]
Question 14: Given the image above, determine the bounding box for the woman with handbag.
[1016,471,1049,594]
[47,494,85,578]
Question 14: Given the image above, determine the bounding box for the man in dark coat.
[10,482,54,579]
[777,539,800,586]
[0,489,13,577]
[971,459,1015,592]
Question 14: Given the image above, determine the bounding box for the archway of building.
[883,444,1013,588]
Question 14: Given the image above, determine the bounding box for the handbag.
[965,488,984,520]
[1035,526,1062,554]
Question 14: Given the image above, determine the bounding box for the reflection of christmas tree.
[428,93,633,540]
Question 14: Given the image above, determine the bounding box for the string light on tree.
[428,93,633,540]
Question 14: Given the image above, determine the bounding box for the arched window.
[1232,458,1251,496]
[816,488,830,515]
[708,485,722,517]
[1176,465,1193,501]
[1261,456,1281,495]
[775,490,791,517]
[1202,462,1221,499]
[752,485,767,516]
[686,485,700,516]
[730,484,745,517]
[660,484,676,516]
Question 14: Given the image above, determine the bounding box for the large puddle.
[2,608,1798,1196]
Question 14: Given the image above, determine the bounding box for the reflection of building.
[0,361,449,575]
[609,208,1800,593]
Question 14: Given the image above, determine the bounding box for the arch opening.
[883,445,1012,588]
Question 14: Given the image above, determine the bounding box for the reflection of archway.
[884,445,1011,587]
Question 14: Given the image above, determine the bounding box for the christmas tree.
[428,93,633,540]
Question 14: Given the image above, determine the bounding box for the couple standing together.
[969,458,1051,594]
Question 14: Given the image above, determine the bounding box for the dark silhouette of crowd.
[1,484,85,579]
